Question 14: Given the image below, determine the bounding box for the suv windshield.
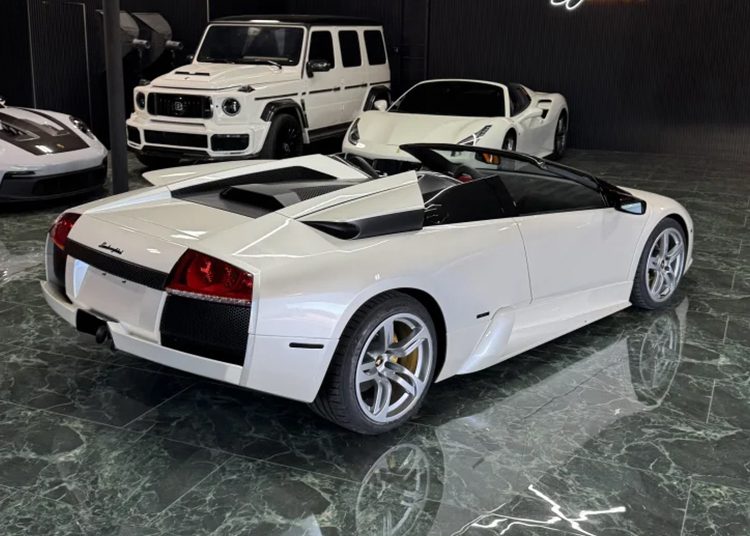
[391,81,506,117]
[197,25,304,65]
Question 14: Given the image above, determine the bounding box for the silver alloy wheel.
[503,136,516,151]
[355,313,434,423]
[646,228,685,302]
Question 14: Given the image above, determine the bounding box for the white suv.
[126,15,391,167]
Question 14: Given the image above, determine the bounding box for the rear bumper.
[40,276,336,403]
[0,158,107,202]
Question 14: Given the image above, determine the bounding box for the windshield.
[391,81,506,117]
[197,25,304,65]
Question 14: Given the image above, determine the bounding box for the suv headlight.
[69,116,94,139]
[222,98,241,116]
[348,118,360,145]
[135,91,146,110]
[458,125,492,146]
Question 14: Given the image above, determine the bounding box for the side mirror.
[0,95,5,107]
[373,99,388,112]
[186,53,195,63]
[613,192,647,215]
[306,59,332,77]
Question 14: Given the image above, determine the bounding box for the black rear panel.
[160,295,250,366]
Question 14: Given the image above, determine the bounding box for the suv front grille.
[147,93,213,119]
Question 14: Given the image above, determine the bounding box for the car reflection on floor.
[347,298,688,536]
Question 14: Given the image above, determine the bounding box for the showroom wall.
[1,0,749,159]
[427,0,750,159]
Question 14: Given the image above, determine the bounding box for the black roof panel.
[212,14,383,26]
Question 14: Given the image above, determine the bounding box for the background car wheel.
[551,112,568,159]
[630,217,687,310]
[260,114,303,159]
[310,292,438,434]
[502,132,516,151]
[135,153,181,169]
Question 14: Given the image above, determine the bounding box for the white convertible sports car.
[343,79,568,165]
[41,144,692,434]
[0,99,108,203]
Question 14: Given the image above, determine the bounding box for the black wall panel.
[427,0,750,159]
[0,0,33,107]
[28,0,92,121]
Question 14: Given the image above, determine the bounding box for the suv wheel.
[260,114,303,159]
[310,292,437,434]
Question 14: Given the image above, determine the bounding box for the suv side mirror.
[306,59,332,77]
[612,192,647,215]
[373,99,388,112]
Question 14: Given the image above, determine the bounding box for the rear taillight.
[166,250,253,306]
[49,212,81,250]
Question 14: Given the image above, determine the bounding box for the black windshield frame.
[196,24,305,65]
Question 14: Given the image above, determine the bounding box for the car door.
[337,29,368,120]
[304,29,343,129]
[508,86,547,154]
[420,176,532,377]
[501,168,647,314]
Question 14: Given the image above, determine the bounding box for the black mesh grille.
[144,130,208,148]
[31,164,107,196]
[291,185,345,200]
[160,295,250,365]
[210,134,249,152]
[65,240,169,290]
[147,93,213,119]
[127,126,141,144]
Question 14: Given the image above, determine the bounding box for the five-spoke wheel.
[631,217,687,309]
[311,292,437,434]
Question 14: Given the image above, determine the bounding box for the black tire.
[630,217,687,310]
[135,153,181,169]
[502,131,517,151]
[550,111,568,160]
[259,113,303,159]
[310,292,438,434]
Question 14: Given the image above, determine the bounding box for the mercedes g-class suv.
[126,15,391,167]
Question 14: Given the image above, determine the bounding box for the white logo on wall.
[551,0,585,9]
[551,0,645,10]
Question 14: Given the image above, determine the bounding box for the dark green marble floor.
[0,151,748,535]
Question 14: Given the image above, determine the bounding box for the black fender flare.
[261,99,308,129]
[363,85,392,111]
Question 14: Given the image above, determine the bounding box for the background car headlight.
[348,118,360,144]
[222,98,241,116]
[458,125,492,146]
[135,92,146,110]
[69,116,94,139]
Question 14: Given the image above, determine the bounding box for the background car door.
[305,30,343,129]
[509,86,548,153]
[501,171,648,308]
[337,29,368,121]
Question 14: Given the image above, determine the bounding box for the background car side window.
[364,30,387,65]
[309,31,335,67]
[508,85,531,116]
[501,174,606,215]
[338,31,362,67]
[423,179,506,226]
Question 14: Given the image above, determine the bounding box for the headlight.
[135,92,146,110]
[222,98,241,116]
[348,118,360,145]
[458,125,492,146]
[69,116,94,139]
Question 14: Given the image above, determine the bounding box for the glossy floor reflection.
[0,151,748,535]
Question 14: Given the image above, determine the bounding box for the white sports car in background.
[41,144,692,434]
[343,79,568,165]
[0,99,107,203]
